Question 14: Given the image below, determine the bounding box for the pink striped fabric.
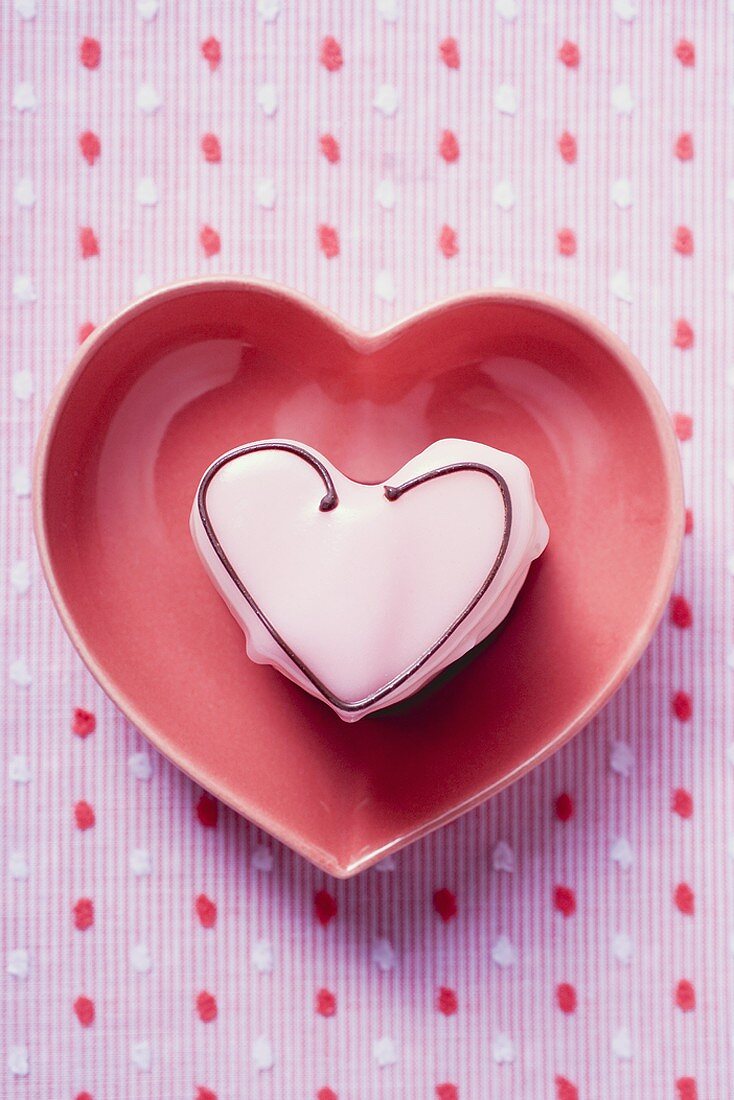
[2,1,733,1097]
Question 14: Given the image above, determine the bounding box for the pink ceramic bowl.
[34,280,683,876]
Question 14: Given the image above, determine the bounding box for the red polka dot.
[673,413,693,441]
[436,1086,458,1100]
[200,226,221,258]
[79,130,100,165]
[684,508,693,535]
[674,318,694,349]
[196,792,219,826]
[78,321,95,344]
[553,885,576,917]
[76,1093,93,1100]
[674,225,694,255]
[554,793,574,822]
[320,36,343,72]
[673,690,692,721]
[676,1077,698,1100]
[673,788,693,819]
[196,990,217,1023]
[74,800,95,831]
[318,224,340,259]
[201,133,221,163]
[196,1089,217,1100]
[79,227,99,258]
[439,224,458,258]
[670,595,692,629]
[558,131,577,163]
[320,134,340,163]
[315,988,336,1017]
[79,37,101,70]
[675,132,694,161]
[555,1077,578,1100]
[314,889,337,926]
[675,39,695,66]
[317,1090,337,1100]
[439,37,460,69]
[674,882,695,915]
[433,887,458,922]
[73,897,94,931]
[437,986,458,1015]
[72,707,96,738]
[675,978,696,1011]
[556,982,577,1014]
[439,129,460,163]
[196,893,217,928]
[201,36,221,71]
[558,40,580,68]
[557,229,576,257]
[73,996,95,1027]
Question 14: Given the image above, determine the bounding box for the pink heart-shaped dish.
[34,280,683,876]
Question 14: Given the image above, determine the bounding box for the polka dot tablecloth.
[2,1,733,1098]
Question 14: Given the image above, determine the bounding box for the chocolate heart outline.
[197,441,513,714]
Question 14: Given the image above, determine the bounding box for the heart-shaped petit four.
[190,438,549,721]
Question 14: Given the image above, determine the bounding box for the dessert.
[190,438,549,721]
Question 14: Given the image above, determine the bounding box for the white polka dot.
[491,840,515,872]
[12,371,33,401]
[128,753,153,780]
[492,273,515,289]
[496,0,519,18]
[133,273,153,296]
[7,948,29,978]
[13,83,37,112]
[610,270,633,303]
[727,181,734,205]
[727,552,734,576]
[375,179,396,210]
[255,178,276,209]
[728,834,734,861]
[494,83,518,115]
[11,562,31,595]
[728,648,734,671]
[610,837,634,870]
[373,1036,398,1067]
[129,848,152,876]
[136,177,159,206]
[493,180,515,210]
[373,83,400,116]
[12,467,31,497]
[7,1046,29,1076]
[491,934,516,968]
[374,854,396,872]
[612,932,633,964]
[12,275,37,304]
[727,367,734,388]
[727,272,734,297]
[727,742,734,766]
[252,1036,274,1071]
[251,844,273,872]
[136,0,159,20]
[610,740,634,776]
[492,1032,515,1064]
[257,0,282,20]
[130,943,152,973]
[727,458,734,484]
[612,1026,633,1060]
[371,938,395,971]
[251,939,274,973]
[130,1040,152,1071]
[374,270,396,302]
[8,852,29,880]
[136,83,162,114]
[611,84,635,115]
[613,0,637,20]
[14,178,35,208]
[8,755,31,783]
[9,659,31,687]
[376,0,400,21]
[256,83,279,117]
[611,178,633,209]
[14,0,37,18]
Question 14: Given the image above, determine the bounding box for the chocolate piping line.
[197,442,512,714]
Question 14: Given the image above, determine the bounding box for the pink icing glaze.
[190,439,549,721]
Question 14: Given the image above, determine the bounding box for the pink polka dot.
[674,882,695,916]
[440,129,460,163]
[200,226,221,258]
[315,889,338,926]
[72,707,96,737]
[674,226,694,255]
[556,983,577,1014]
[673,319,694,349]
[437,986,458,1015]
[73,996,95,1027]
[558,131,577,163]
[675,132,693,161]
[433,888,458,922]
[73,897,94,931]
[320,36,343,72]
[201,133,222,163]
[439,225,458,258]
[79,37,101,70]
[318,224,340,258]
[439,37,460,69]
[553,885,576,917]
[196,990,217,1022]
[672,691,692,720]
[558,40,580,68]
[673,413,693,441]
[676,1078,698,1100]
[74,800,95,831]
[557,228,576,256]
[675,979,696,1010]
[315,988,337,1017]
[79,227,99,258]
[201,36,221,71]
[79,131,100,165]
[554,793,574,822]
[196,893,217,928]
[673,788,693,819]
[320,134,340,163]
[436,1085,458,1100]
[670,595,692,629]
[675,39,695,66]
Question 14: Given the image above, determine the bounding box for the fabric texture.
[2,1,733,1097]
